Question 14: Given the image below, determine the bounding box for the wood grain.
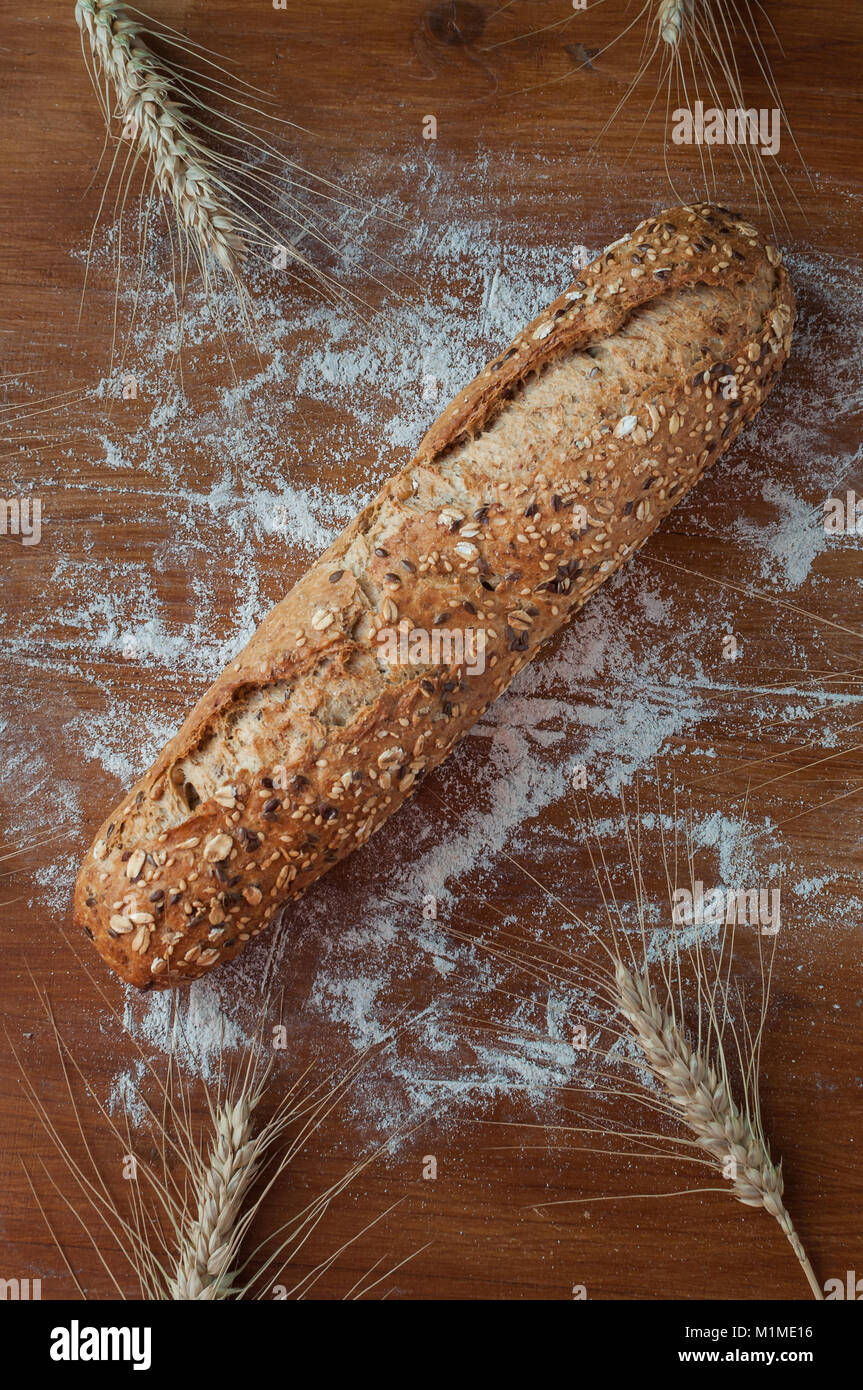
[1,0,862,1301]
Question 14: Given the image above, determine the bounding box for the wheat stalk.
[437,781,825,1298]
[499,0,812,233]
[613,957,823,1298]
[15,963,423,1299]
[75,0,245,278]
[73,0,387,378]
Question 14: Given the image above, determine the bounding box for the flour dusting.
[3,150,862,1134]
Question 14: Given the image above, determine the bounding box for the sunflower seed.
[203,833,233,862]
[125,849,145,881]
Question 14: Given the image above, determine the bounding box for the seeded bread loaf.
[75,202,794,989]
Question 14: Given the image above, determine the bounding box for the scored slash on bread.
[74,203,794,989]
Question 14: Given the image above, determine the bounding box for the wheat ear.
[75,0,245,277]
[658,0,692,47]
[436,780,824,1298]
[613,958,822,1298]
[171,1091,262,1300]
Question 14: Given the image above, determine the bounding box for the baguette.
[74,203,794,989]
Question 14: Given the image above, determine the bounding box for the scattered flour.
[3,149,863,1136]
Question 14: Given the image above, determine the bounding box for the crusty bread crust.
[74,203,794,989]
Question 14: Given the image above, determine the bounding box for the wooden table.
[2,0,862,1301]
